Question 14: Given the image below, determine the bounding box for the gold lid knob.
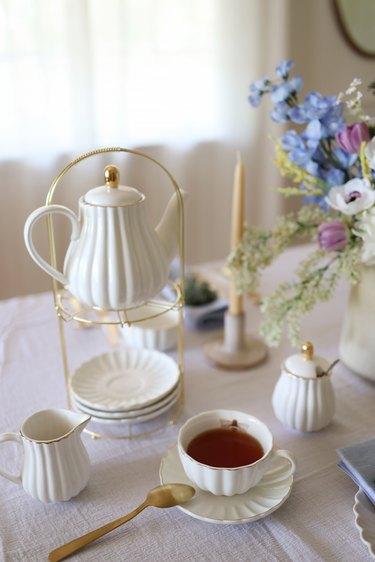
[301,341,314,360]
[104,165,119,189]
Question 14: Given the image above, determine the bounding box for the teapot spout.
[156,190,187,263]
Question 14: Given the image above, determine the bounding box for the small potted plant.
[184,275,227,330]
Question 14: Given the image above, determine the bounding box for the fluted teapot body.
[63,192,170,309]
[24,166,182,310]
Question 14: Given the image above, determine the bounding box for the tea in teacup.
[186,421,264,468]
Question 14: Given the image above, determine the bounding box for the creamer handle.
[24,205,80,286]
[0,433,23,484]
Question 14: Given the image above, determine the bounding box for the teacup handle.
[24,205,80,286]
[273,448,296,476]
[0,433,23,484]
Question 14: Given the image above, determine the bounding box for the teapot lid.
[284,342,329,379]
[84,165,145,207]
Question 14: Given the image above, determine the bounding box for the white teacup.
[178,409,295,496]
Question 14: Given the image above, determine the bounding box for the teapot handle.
[24,205,80,286]
[0,432,23,484]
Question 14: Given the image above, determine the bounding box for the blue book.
[337,437,375,505]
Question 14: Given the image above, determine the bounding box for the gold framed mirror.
[335,0,375,57]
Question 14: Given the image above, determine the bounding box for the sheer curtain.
[0,0,290,298]
[0,0,262,157]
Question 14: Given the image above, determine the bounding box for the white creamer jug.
[0,408,91,502]
[272,342,337,432]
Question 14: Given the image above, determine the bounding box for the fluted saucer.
[71,348,179,411]
[159,444,293,524]
[72,389,180,424]
[353,489,375,559]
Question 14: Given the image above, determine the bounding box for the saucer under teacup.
[159,444,294,524]
[70,348,179,411]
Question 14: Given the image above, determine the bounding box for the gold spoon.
[48,483,195,562]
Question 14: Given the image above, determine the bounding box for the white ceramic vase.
[339,265,375,381]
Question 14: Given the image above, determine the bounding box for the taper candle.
[228,153,244,315]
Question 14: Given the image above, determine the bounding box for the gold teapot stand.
[46,147,185,440]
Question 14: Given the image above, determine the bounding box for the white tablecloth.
[1,245,375,562]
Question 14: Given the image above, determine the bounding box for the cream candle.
[228,153,244,316]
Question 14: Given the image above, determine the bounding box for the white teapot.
[24,165,183,310]
[272,342,337,432]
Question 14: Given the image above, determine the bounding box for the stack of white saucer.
[70,348,180,424]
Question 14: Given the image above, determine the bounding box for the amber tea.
[186,422,264,468]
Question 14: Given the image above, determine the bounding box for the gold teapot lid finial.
[301,341,314,361]
[104,165,120,189]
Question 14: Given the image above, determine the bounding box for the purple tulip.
[335,122,370,154]
[318,221,348,252]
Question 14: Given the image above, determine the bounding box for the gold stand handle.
[48,501,148,561]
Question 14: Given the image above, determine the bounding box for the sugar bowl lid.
[83,165,145,207]
[284,342,330,379]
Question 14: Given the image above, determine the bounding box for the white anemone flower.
[353,207,375,264]
[325,178,375,215]
[365,137,375,169]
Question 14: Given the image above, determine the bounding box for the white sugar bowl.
[272,342,337,432]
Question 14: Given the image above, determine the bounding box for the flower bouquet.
[229,60,375,348]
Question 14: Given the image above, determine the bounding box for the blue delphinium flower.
[247,60,356,210]
[271,82,293,104]
[281,121,321,167]
[303,193,330,210]
[288,92,345,137]
[288,92,335,122]
[249,61,303,113]
[320,102,345,137]
[271,102,290,123]
[275,60,294,79]
[321,167,346,187]
[271,76,303,104]
[333,147,358,171]
[269,76,303,123]
[303,119,323,147]
[248,77,271,107]
[281,131,314,166]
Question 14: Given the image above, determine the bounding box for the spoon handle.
[48,501,148,562]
